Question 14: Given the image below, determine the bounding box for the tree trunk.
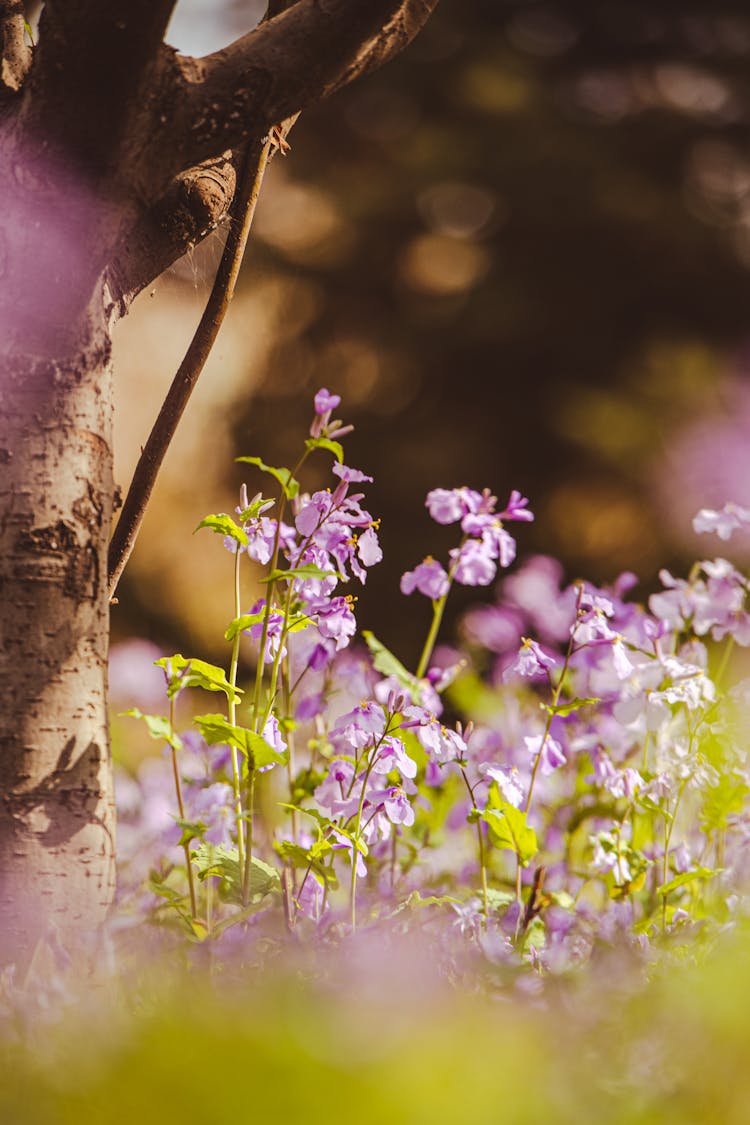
[0,0,439,970]
[0,295,116,970]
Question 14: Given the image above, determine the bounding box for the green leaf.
[482,795,538,866]
[549,890,576,910]
[193,844,280,904]
[120,708,183,751]
[541,697,601,717]
[236,456,300,499]
[262,564,338,584]
[305,436,344,462]
[193,714,287,769]
[657,867,716,897]
[224,612,266,641]
[147,873,186,905]
[700,775,749,833]
[362,630,420,697]
[177,818,207,847]
[154,655,242,703]
[483,888,516,912]
[238,496,274,521]
[194,513,248,546]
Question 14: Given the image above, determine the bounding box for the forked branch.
[159,0,439,175]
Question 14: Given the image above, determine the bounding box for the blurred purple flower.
[401,557,451,599]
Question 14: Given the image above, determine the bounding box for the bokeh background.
[110,0,750,673]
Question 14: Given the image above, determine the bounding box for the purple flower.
[401,557,451,599]
[109,639,166,708]
[314,595,357,651]
[425,488,466,525]
[314,387,342,415]
[330,701,387,752]
[499,489,534,523]
[357,526,383,567]
[246,601,286,664]
[330,829,368,877]
[296,872,326,921]
[415,720,467,762]
[315,760,360,819]
[332,463,373,484]
[378,785,415,827]
[449,539,497,587]
[372,735,417,780]
[693,501,750,541]
[524,734,566,776]
[244,516,278,565]
[480,764,525,808]
[261,715,287,764]
[507,637,557,679]
[295,491,333,538]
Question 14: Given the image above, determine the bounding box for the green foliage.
[362,630,421,698]
[121,707,182,751]
[154,654,242,703]
[305,436,344,462]
[236,456,300,499]
[193,844,279,903]
[482,785,538,866]
[193,714,288,769]
[195,513,249,546]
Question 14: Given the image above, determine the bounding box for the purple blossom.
[330,701,387,752]
[426,486,512,527]
[425,488,466,524]
[296,872,326,921]
[357,526,383,567]
[314,595,357,651]
[332,463,373,485]
[524,733,567,776]
[330,828,367,877]
[507,637,557,679]
[246,601,286,664]
[261,715,287,764]
[376,785,415,827]
[693,501,750,541]
[499,489,534,523]
[314,388,342,415]
[315,760,360,819]
[295,490,333,538]
[372,735,417,780]
[480,764,525,808]
[401,557,451,599]
[415,720,467,763]
[244,516,278,565]
[449,539,497,587]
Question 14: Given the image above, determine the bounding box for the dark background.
[112,0,750,672]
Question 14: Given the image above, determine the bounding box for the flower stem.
[415,588,451,680]
[168,696,197,921]
[241,764,256,906]
[459,764,489,925]
[228,545,245,874]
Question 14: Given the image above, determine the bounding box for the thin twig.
[107,134,272,597]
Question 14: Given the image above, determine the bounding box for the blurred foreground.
[3,921,750,1124]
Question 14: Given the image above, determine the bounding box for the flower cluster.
[114,394,750,982]
[401,486,533,597]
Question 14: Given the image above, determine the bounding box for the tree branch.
[0,0,31,95]
[107,134,274,596]
[25,1,178,176]
[105,154,240,312]
[163,0,438,175]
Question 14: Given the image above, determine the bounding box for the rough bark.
[0,0,439,968]
[0,301,116,969]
